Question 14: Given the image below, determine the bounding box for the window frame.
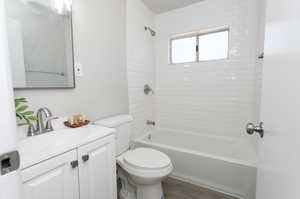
[169,26,230,65]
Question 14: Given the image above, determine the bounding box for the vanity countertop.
[19,125,115,169]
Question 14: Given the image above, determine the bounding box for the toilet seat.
[124,148,171,170]
[117,148,173,179]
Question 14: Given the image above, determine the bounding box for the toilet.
[94,115,173,199]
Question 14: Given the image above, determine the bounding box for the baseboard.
[170,172,245,199]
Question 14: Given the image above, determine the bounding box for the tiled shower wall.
[126,0,155,138]
[154,0,262,141]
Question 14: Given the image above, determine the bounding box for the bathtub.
[134,128,257,199]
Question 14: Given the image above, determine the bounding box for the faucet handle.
[45,116,59,131]
[45,116,59,122]
[27,123,36,137]
[18,123,37,137]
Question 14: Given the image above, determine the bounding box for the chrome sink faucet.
[24,107,58,137]
[36,107,58,134]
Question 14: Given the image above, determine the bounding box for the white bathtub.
[134,128,257,199]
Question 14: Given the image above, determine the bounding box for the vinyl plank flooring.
[162,178,239,199]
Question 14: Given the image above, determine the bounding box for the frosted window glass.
[198,31,229,61]
[171,37,197,64]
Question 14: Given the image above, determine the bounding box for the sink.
[18,125,115,169]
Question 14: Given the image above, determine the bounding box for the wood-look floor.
[162,178,239,199]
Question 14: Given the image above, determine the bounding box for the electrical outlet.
[74,63,83,77]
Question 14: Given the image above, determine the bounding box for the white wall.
[14,0,128,125]
[126,0,155,138]
[154,0,262,143]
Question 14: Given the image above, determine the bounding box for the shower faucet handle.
[146,120,156,126]
[246,122,264,138]
[144,84,154,95]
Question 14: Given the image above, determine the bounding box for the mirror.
[5,0,75,89]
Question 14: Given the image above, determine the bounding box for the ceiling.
[142,0,204,14]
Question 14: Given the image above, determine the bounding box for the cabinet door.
[21,150,79,199]
[78,136,117,199]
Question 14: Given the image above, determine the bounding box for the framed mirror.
[5,0,75,89]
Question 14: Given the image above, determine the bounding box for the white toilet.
[94,115,173,199]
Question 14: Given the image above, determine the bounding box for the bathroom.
[0,0,299,199]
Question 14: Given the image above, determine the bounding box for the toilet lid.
[124,148,171,170]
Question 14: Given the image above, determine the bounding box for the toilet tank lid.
[94,115,133,128]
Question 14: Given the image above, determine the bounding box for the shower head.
[145,26,156,36]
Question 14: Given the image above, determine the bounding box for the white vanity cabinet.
[20,135,116,199]
[78,137,117,199]
[22,150,80,199]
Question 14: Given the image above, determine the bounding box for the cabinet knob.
[82,154,89,162]
[70,160,79,168]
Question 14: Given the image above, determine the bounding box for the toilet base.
[119,187,136,199]
[136,183,164,199]
[118,167,136,199]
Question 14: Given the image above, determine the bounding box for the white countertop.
[18,125,115,169]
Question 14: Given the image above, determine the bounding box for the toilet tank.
[94,115,133,156]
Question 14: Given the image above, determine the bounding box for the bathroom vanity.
[18,125,117,199]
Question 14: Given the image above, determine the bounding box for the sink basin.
[19,125,115,169]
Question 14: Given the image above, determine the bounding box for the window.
[170,26,229,64]
[171,36,197,64]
